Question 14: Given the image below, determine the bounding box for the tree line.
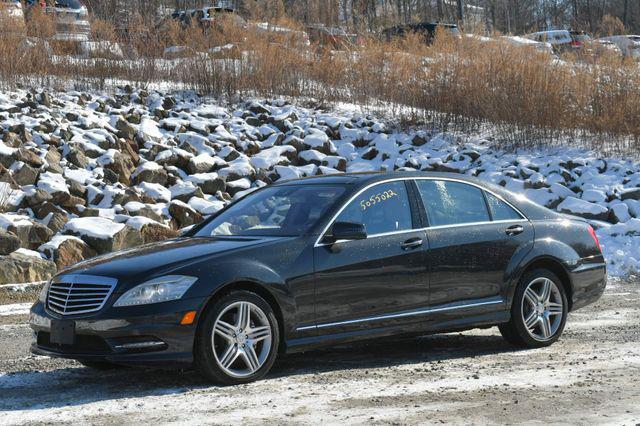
[78,0,639,36]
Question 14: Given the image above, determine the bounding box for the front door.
[312,180,430,333]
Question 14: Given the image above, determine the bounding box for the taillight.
[587,225,602,252]
[570,41,583,47]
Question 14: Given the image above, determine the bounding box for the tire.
[499,268,569,348]
[194,290,280,385]
[78,360,122,370]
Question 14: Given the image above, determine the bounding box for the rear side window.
[335,181,412,235]
[416,180,490,227]
[485,192,522,221]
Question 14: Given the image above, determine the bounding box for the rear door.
[414,179,533,307]
[311,180,430,333]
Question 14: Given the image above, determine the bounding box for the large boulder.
[187,173,226,195]
[14,148,44,168]
[0,251,57,284]
[557,197,610,221]
[127,217,179,244]
[124,201,164,223]
[169,200,203,229]
[5,221,55,251]
[13,163,39,186]
[621,188,640,201]
[25,223,55,250]
[39,236,97,270]
[131,162,168,186]
[64,217,142,254]
[0,229,20,255]
[98,149,136,185]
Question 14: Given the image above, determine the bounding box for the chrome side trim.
[314,176,528,247]
[296,297,504,332]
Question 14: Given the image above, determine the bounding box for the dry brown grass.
[1,17,640,154]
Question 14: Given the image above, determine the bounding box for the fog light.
[180,311,197,325]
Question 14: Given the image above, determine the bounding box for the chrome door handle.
[505,225,524,236]
[401,238,423,250]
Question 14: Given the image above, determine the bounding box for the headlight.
[39,280,51,303]
[113,275,198,307]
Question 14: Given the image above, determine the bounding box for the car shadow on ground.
[0,332,521,412]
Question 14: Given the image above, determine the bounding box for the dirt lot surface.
[0,280,639,425]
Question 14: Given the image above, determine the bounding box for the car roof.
[272,171,484,186]
[530,30,571,36]
[273,171,559,221]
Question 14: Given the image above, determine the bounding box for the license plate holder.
[50,320,75,346]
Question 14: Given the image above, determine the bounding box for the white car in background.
[599,35,640,58]
[0,0,26,36]
[501,35,554,54]
[525,30,575,53]
[27,0,91,42]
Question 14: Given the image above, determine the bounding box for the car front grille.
[47,275,117,315]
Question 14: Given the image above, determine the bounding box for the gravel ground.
[0,280,639,425]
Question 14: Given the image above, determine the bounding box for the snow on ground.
[1,281,640,424]
[0,303,31,317]
[0,87,639,281]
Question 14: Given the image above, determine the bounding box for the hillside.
[0,87,639,283]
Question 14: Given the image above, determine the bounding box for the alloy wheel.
[520,277,564,342]
[211,301,273,378]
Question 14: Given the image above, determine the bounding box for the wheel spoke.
[524,288,538,307]
[247,325,270,343]
[547,302,563,315]
[214,320,236,341]
[242,345,260,372]
[540,279,552,303]
[541,316,552,338]
[219,344,240,369]
[237,302,252,330]
[524,311,538,330]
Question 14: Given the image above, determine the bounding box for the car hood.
[59,236,289,284]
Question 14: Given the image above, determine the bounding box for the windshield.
[194,185,345,237]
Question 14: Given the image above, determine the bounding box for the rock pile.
[0,87,639,282]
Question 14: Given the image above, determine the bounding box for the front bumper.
[29,297,207,367]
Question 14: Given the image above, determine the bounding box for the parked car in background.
[306,24,363,50]
[26,0,91,42]
[169,6,245,31]
[250,22,310,47]
[0,0,25,36]
[382,22,461,45]
[585,38,623,58]
[599,35,640,58]
[569,30,591,48]
[525,30,575,53]
[500,35,554,54]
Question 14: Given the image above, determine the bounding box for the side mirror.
[327,221,367,243]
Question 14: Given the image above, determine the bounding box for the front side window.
[416,180,490,227]
[195,185,345,237]
[485,192,523,221]
[334,181,413,235]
